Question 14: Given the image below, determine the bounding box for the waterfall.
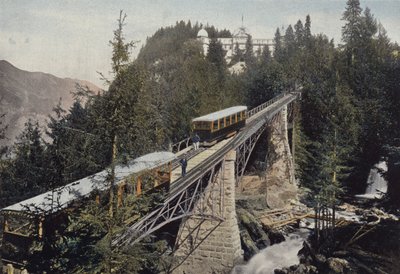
[356,161,388,199]
[231,229,310,274]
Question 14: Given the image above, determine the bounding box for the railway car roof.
[2,151,176,214]
[192,106,247,122]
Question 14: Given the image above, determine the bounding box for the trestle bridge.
[114,91,300,249]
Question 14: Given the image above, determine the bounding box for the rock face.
[235,199,285,261]
[0,60,101,147]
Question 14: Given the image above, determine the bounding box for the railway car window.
[194,121,210,130]
[226,116,231,126]
[231,115,235,124]
[220,118,225,128]
[213,120,218,130]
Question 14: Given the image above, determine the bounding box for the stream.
[232,228,310,274]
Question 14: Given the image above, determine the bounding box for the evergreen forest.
[0,0,399,272]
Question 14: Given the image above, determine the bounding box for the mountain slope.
[0,60,102,147]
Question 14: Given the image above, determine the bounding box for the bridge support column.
[265,105,297,208]
[173,150,242,274]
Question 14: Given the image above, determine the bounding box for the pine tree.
[284,25,296,59]
[304,15,312,48]
[11,120,47,198]
[244,58,286,108]
[341,0,363,64]
[0,113,10,207]
[260,45,272,63]
[231,42,244,64]
[273,28,284,62]
[207,38,227,84]
[244,34,256,67]
[0,113,7,155]
[207,38,225,66]
[294,20,304,47]
[104,11,137,272]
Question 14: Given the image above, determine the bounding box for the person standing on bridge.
[192,133,200,150]
[180,156,188,177]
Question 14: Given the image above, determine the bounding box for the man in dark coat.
[193,133,200,150]
[180,156,188,177]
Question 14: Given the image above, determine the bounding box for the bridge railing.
[246,92,286,119]
[171,137,192,153]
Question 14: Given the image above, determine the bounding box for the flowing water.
[231,229,310,274]
[356,161,388,199]
[231,162,389,274]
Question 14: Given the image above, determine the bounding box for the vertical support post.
[292,104,296,166]
[169,162,172,182]
[6,264,14,274]
[4,216,9,232]
[117,183,124,207]
[38,217,43,239]
[154,170,159,187]
[136,177,142,196]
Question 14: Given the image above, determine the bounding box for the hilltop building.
[197,26,274,64]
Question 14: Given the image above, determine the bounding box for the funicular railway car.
[1,151,175,272]
[192,106,247,145]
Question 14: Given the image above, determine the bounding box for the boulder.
[327,257,349,273]
[240,229,259,261]
[298,241,314,264]
[314,254,326,265]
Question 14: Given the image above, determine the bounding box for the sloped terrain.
[0,60,101,147]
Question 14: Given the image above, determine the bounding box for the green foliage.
[60,188,172,273]
[342,0,363,57]
[284,25,296,60]
[294,20,304,47]
[231,42,244,64]
[135,21,242,141]
[244,35,256,67]
[304,15,312,43]
[244,58,286,108]
[136,21,195,65]
[0,120,48,207]
[274,28,284,63]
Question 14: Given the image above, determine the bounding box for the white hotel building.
[197,27,274,63]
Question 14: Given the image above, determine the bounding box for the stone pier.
[173,150,243,274]
[265,105,297,208]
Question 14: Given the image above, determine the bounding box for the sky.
[1,0,399,87]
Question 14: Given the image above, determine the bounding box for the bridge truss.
[113,156,227,246]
